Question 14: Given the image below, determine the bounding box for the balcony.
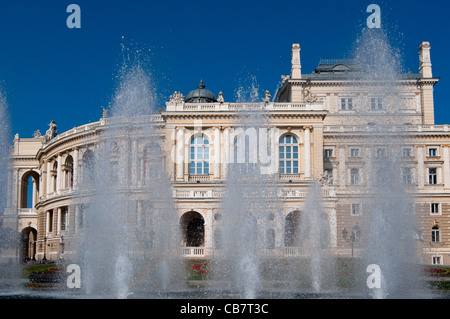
[180,247,205,258]
[18,208,37,217]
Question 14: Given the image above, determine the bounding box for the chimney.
[291,44,301,79]
[419,42,432,78]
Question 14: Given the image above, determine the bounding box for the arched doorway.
[21,227,37,262]
[180,211,205,247]
[284,210,303,247]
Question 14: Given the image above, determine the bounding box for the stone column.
[32,179,37,208]
[205,210,213,257]
[339,147,346,187]
[304,126,312,179]
[223,127,230,178]
[444,146,450,189]
[46,211,50,235]
[57,207,61,235]
[139,157,145,187]
[214,127,221,179]
[329,209,337,248]
[46,160,52,195]
[417,146,425,188]
[176,127,185,180]
[74,205,79,234]
[73,148,79,190]
[131,139,138,186]
[56,154,62,193]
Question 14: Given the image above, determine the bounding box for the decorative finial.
[198,80,205,89]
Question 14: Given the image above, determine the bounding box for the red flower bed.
[424,268,448,275]
[190,262,210,275]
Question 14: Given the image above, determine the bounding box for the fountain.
[1,5,450,301]
[350,27,427,298]
[73,52,183,298]
[211,77,281,298]
[0,91,23,293]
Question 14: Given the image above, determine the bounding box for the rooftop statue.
[44,120,58,142]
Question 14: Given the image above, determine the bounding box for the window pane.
[286,136,291,144]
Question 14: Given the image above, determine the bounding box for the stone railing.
[188,175,212,182]
[284,247,304,257]
[174,187,336,199]
[180,247,204,258]
[165,101,324,112]
[18,208,37,216]
[324,124,450,134]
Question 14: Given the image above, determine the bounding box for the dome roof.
[185,80,217,103]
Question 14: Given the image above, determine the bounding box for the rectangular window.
[402,148,412,158]
[48,211,53,233]
[428,148,438,157]
[350,168,360,185]
[351,203,361,216]
[341,98,353,110]
[324,169,333,185]
[430,203,440,215]
[350,148,360,158]
[428,168,437,185]
[61,207,68,231]
[370,97,383,110]
[376,148,386,158]
[324,149,333,158]
[348,98,353,110]
[432,227,440,243]
[432,256,442,265]
[402,168,412,185]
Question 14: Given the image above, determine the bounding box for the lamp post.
[342,226,361,258]
[42,237,48,261]
[59,235,65,261]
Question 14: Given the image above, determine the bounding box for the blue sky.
[0,0,449,139]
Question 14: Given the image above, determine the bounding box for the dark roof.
[303,60,421,80]
[185,80,217,103]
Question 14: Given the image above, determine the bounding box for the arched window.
[82,150,94,185]
[432,226,440,243]
[279,135,299,174]
[52,162,58,192]
[64,156,73,189]
[20,171,40,209]
[190,134,210,175]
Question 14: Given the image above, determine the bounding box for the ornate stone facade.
[3,42,449,266]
